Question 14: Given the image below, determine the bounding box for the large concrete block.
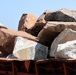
[45,8,76,22]
[38,22,76,47]
[0,28,38,56]
[50,28,76,57]
[13,37,48,60]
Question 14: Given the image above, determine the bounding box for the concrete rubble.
[0,8,76,59]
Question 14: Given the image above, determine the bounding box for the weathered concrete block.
[56,40,76,59]
[18,14,37,33]
[45,8,76,22]
[13,37,48,60]
[50,29,76,57]
[38,22,76,47]
[0,28,38,56]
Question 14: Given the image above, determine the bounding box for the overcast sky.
[0,0,76,30]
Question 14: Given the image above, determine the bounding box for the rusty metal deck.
[0,58,76,75]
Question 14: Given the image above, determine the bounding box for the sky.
[0,0,76,30]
